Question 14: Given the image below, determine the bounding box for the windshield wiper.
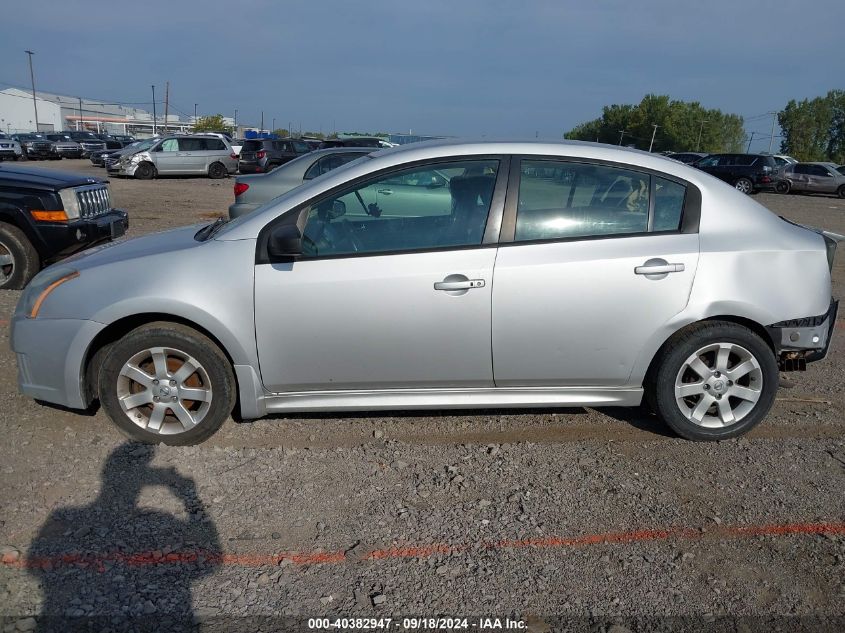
[194,217,227,241]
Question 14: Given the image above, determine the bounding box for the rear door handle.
[634,262,685,275]
[434,279,485,291]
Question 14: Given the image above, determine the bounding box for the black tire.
[208,162,228,179]
[0,222,40,290]
[98,322,236,445]
[19,152,28,162]
[775,180,791,194]
[838,185,845,199]
[647,321,778,441]
[134,162,156,180]
[734,177,753,195]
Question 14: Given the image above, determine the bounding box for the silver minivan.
[115,134,238,179]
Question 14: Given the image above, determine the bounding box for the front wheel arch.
[83,313,240,413]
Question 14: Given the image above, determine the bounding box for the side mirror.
[267,224,302,260]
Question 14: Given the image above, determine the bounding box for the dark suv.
[238,138,311,174]
[0,163,128,289]
[60,131,107,157]
[693,153,777,194]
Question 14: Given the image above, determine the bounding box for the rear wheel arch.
[644,315,776,388]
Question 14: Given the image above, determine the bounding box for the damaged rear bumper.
[767,300,839,370]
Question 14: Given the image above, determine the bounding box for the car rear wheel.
[98,322,236,445]
[775,180,791,194]
[134,162,156,180]
[734,178,753,194]
[0,222,40,290]
[208,162,228,179]
[838,185,845,199]
[647,321,778,441]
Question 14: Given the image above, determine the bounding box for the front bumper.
[11,316,104,409]
[37,210,129,262]
[767,300,839,369]
[56,147,83,158]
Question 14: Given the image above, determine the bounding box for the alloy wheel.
[735,179,752,194]
[116,346,213,435]
[674,342,763,428]
[0,240,14,285]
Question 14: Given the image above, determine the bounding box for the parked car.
[93,134,124,150]
[11,140,838,445]
[113,135,237,179]
[43,134,84,159]
[104,138,159,171]
[60,131,107,157]
[319,137,385,149]
[780,162,845,198]
[693,153,778,193]
[13,134,58,160]
[771,154,798,169]
[0,163,128,289]
[667,152,708,165]
[0,133,23,161]
[838,165,845,176]
[229,147,371,218]
[237,138,312,174]
[110,134,136,147]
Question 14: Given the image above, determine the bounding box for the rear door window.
[178,138,206,151]
[202,138,226,151]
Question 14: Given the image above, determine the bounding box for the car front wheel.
[648,321,778,441]
[98,322,236,445]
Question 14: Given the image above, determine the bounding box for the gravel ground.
[0,159,844,632]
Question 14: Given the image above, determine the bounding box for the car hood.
[0,164,105,189]
[61,223,208,271]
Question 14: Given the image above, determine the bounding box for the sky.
[1,0,841,151]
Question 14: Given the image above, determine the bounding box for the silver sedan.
[229,147,371,219]
[11,140,840,445]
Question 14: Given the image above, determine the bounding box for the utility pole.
[617,129,627,145]
[194,103,198,123]
[272,117,276,133]
[78,96,83,131]
[234,109,238,134]
[768,111,777,154]
[746,131,756,153]
[696,119,709,151]
[25,50,39,131]
[151,85,157,135]
[163,81,169,134]
[648,124,659,152]
[260,111,264,133]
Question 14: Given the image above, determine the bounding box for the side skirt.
[255,387,644,417]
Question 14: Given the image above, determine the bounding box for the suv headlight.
[58,188,82,220]
[16,267,79,318]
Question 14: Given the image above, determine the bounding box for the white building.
[0,88,63,133]
[0,87,193,137]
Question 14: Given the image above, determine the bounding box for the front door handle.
[377,189,393,195]
[434,279,485,291]
[634,263,685,275]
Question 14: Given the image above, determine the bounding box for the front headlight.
[58,188,81,220]
[16,267,79,318]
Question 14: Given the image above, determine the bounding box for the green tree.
[565,95,745,153]
[272,128,291,138]
[779,90,845,163]
[192,114,233,134]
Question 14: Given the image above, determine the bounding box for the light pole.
[272,118,276,133]
[151,85,157,135]
[260,111,264,133]
[78,96,83,131]
[194,103,198,123]
[768,111,777,154]
[25,50,39,131]
[648,124,659,152]
[234,109,238,134]
[696,119,709,151]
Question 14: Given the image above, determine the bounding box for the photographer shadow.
[27,442,221,632]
